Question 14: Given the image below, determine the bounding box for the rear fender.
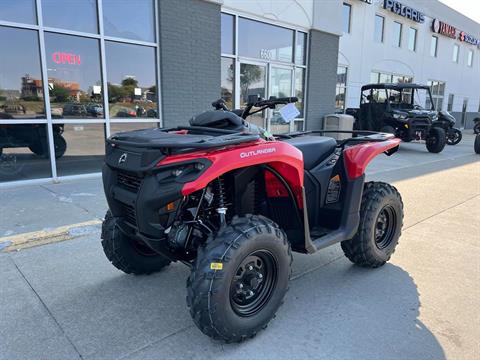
[343,138,400,179]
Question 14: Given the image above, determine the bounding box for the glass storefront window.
[221,13,234,55]
[270,67,293,134]
[105,41,157,119]
[221,58,234,109]
[240,63,266,128]
[295,32,307,65]
[295,68,305,117]
[0,27,45,120]
[0,0,37,25]
[45,33,103,119]
[103,0,155,42]
[238,18,294,63]
[336,66,348,111]
[55,123,105,176]
[42,0,98,34]
[110,122,158,136]
[0,124,52,182]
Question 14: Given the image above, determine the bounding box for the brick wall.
[158,0,221,127]
[305,30,339,131]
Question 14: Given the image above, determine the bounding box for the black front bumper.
[103,164,184,239]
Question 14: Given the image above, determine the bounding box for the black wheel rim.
[375,205,397,250]
[230,250,278,317]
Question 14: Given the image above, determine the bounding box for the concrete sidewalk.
[0,134,479,360]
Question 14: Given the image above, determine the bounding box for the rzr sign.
[52,52,81,65]
[383,0,425,23]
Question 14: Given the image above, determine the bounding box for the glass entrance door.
[269,66,293,134]
[239,62,267,128]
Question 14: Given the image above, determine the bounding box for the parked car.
[348,83,446,153]
[63,103,87,117]
[116,108,137,117]
[86,103,104,117]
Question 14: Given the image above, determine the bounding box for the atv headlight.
[432,115,439,121]
[393,113,407,120]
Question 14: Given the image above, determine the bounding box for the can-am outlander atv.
[101,96,404,342]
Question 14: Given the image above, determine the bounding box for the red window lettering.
[52,52,81,65]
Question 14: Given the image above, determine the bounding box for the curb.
[0,219,102,252]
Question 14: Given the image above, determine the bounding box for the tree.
[108,83,128,102]
[121,78,138,87]
[238,64,262,102]
[50,86,70,102]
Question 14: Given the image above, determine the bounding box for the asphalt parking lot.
[0,134,479,360]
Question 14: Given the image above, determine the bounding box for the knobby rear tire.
[341,182,404,268]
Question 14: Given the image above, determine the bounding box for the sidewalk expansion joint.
[11,258,84,359]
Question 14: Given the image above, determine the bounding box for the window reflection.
[55,124,105,176]
[238,18,294,63]
[45,33,103,119]
[42,0,98,34]
[0,0,37,25]
[270,67,293,134]
[295,32,307,65]
[240,63,266,128]
[0,124,52,182]
[0,27,45,120]
[221,58,234,109]
[103,0,155,42]
[221,13,234,55]
[295,68,305,117]
[110,122,158,136]
[105,42,158,119]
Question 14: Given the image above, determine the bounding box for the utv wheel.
[446,129,462,145]
[53,134,67,158]
[187,215,292,342]
[380,125,395,135]
[473,121,480,134]
[341,182,403,268]
[475,135,480,154]
[426,127,446,153]
[101,211,171,275]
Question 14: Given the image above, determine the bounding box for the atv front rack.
[108,126,260,154]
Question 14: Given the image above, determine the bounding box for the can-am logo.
[240,148,276,158]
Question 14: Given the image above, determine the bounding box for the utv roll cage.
[360,83,435,111]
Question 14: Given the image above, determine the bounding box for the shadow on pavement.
[7,237,445,360]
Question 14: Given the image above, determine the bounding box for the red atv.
[101,96,403,342]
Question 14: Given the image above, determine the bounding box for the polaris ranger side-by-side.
[348,83,460,152]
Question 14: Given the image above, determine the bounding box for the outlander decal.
[240,148,276,158]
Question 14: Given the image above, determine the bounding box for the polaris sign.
[383,0,425,23]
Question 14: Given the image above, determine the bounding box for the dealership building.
[0,0,478,185]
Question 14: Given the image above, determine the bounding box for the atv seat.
[284,136,337,170]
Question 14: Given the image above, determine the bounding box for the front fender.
[157,140,305,206]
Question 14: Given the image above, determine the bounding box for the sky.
[438,0,480,23]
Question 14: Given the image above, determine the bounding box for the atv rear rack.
[275,130,396,148]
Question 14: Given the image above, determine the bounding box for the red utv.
[101,96,403,342]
